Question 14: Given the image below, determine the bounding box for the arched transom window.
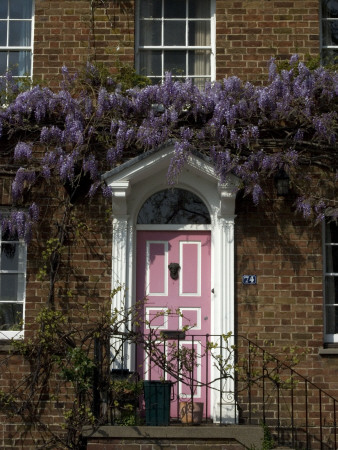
[137,188,211,224]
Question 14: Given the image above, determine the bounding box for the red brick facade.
[33,0,320,85]
[0,1,336,449]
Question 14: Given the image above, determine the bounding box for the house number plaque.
[242,275,257,285]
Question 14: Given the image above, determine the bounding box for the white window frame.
[0,218,27,339]
[323,219,338,343]
[320,0,338,65]
[135,0,216,85]
[0,0,34,79]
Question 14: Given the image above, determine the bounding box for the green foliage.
[113,64,152,91]
[57,347,95,392]
[37,237,64,281]
[110,376,143,425]
[275,54,321,74]
[261,422,275,450]
[66,60,151,95]
[275,53,338,74]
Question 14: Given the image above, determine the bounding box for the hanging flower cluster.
[0,57,337,240]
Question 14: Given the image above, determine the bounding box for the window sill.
[319,347,338,356]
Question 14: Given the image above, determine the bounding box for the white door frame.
[103,145,238,423]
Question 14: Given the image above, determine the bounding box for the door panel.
[146,241,168,295]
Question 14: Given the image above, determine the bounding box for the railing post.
[334,398,337,450]
[291,368,294,448]
[248,340,251,424]
[220,334,223,424]
[262,350,265,425]
[205,334,209,424]
[277,363,280,445]
[93,337,102,420]
[319,389,323,450]
[176,336,180,420]
[305,379,309,449]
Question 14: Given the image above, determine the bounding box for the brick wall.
[216,0,320,82]
[235,192,338,395]
[33,1,320,85]
[34,0,135,86]
[0,1,335,448]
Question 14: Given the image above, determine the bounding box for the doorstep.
[83,425,263,449]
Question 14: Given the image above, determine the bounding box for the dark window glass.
[325,220,338,336]
[164,0,186,18]
[9,21,31,47]
[0,3,7,19]
[137,188,211,224]
[8,51,31,76]
[9,0,32,19]
[140,20,161,46]
[140,0,162,19]
[164,21,185,45]
[0,22,6,46]
[0,303,22,331]
[189,0,211,18]
[164,51,186,75]
[139,50,162,76]
[326,221,338,243]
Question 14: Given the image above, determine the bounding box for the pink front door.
[136,230,211,416]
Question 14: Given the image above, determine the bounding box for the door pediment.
[102,145,239,218]
[102,144,238,191]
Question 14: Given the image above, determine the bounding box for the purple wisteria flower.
[14,142,32,160]
[12,169,36,201]
[296,197,312,218]
[83,155,99,180]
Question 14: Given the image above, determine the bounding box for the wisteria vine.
[0,56,337,241]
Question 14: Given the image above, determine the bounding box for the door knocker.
[168,262,180,280]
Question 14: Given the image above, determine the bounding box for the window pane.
[326,246,338,273]
[147,77,161,85]
[189,21,210,46]
[0,3,7,19]
[9,21,31,46]
[189,0,210,18]
[9,0,32,19]
[192,77,210,90]
[164,50,186,75]
[139,50,162,76]
[8,51,31,76]
[322,0,338,18]
[188,50,210,75]
[164,21,185,45]
[0,273,18,301]
[0,51,7,74]
[0,22,7,46]
[322,48,338,65]
[1,243,20,270]
[140,0,162,19]
[326,276,338,304]
[326,221,338,243]
[322,21,338,46]
[0,303,23,331]
[164,0,186,18]
[140,20,161,46]
[137,188,211,224]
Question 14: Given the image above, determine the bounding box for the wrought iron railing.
[236,335,337,449]
[93,332,337,449]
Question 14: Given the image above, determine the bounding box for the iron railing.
[93,332,337,449]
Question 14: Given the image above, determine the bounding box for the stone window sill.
[319,347,338,356]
